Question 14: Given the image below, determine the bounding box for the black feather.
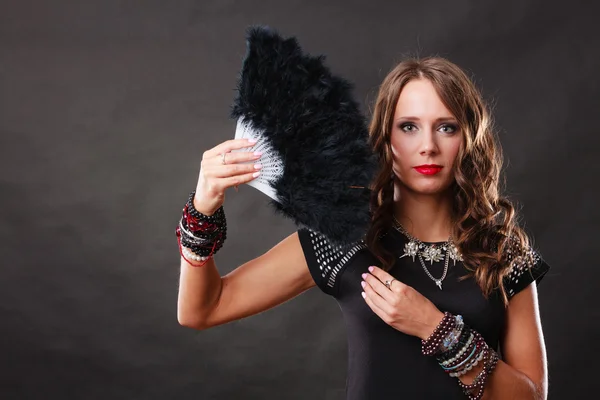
[231,26,377,246]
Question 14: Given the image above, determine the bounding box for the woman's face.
[391,78,463,196]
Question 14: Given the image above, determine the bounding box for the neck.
[393,183,454,243]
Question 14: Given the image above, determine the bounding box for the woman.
[176,57,550,399]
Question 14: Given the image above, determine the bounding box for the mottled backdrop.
[1,0,597,399]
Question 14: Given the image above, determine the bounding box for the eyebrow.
[395,116,458,123]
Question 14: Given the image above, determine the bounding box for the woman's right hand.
[192,138,263,216]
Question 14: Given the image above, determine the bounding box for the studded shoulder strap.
[298,227,368,296]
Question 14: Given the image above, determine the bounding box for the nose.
[419,129,439,156]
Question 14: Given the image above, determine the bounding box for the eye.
[400,123,417,133]
[438,124,458,134]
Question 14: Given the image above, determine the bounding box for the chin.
[414,187,446,195]
[403,180,454,196]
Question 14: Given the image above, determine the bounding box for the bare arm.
[177,137,316,330]
[457,283,548,399]
[177,230,316,330]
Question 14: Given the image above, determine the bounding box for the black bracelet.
[176,191,227,259]
[185,191,226,224]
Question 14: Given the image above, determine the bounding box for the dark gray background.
[1,0,597,399]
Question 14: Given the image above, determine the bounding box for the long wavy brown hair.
[366,57,533,306]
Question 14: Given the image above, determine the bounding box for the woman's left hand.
[361,265,444,340]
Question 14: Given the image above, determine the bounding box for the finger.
[367,266,407,293]
[204,139,257,158]
[362,280,394,315]
[361,288,390,321]
[362,272,395,303]
[206,149,262,166]
[221,151,263,165]
[208,162,262,178]
[216,171,260,191]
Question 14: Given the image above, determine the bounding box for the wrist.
[419,309,445,340]
[176,191,228,265]
[193,199,216,216]
[192,193,218,216]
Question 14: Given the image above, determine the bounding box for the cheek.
[447,139,463,167]
[390,135,413,169]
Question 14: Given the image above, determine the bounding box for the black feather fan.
[231,26,377,246]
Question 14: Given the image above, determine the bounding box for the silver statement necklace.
[392,216,463,290]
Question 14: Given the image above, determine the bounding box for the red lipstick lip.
[413,165,443,175]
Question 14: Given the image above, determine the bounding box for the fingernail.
[254,163,263,170]
[361,292,366,299]
[361,273,367,279]
[252,171,260,177]
[254,151,263,156]
[361,281,366,288]
[368,266,374,272]
[248,138,257,143]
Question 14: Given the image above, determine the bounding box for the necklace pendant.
[400,240,419,262]
[393,218,459,293]
[422,245,444,264]
[446,243,463,265]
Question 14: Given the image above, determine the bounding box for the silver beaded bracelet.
[439,315,465,353]
[450,348,486,377]
[440,331,475,367]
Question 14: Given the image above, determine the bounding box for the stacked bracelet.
[421,312,453,355]
[457,348,500,400]
[439,331,474,367]
[175,191,227,266]
[440,314,464,353]
[423,312,500,400]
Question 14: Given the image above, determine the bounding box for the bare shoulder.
[202,231,316,329]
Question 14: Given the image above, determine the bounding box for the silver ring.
[384,279,396,290]
[221,152,227,165]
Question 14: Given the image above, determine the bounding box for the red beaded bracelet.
[175,191,227,266]
[457,348,499,400]
[422,311,455,356]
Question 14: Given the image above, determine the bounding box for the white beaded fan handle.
[231,118,284,202]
